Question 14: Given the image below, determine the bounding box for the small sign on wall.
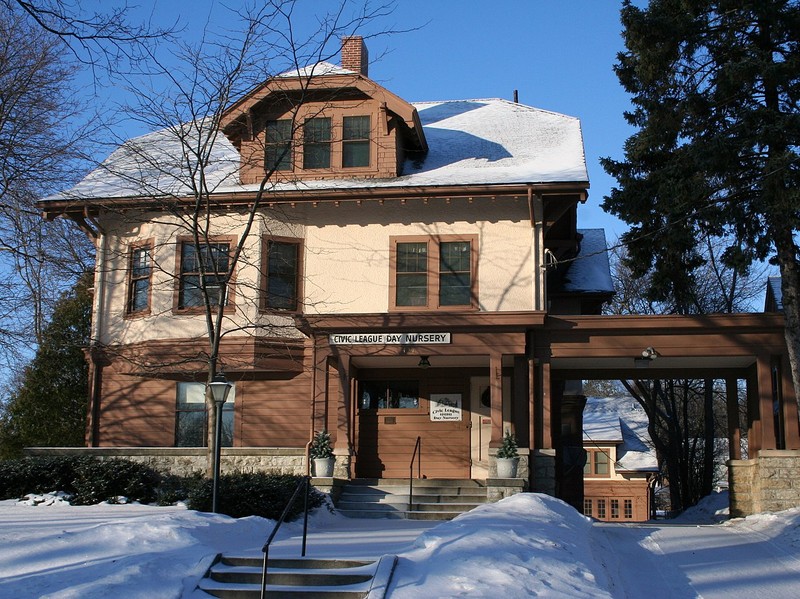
[430,394,462,421]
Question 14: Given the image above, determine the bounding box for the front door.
[355,373,470,479]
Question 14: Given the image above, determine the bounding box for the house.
[582,396,658,522]
[38,37,800,515]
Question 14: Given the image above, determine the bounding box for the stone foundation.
[23,447,307,477]
[729,449,800,517]
[487,447,530,480]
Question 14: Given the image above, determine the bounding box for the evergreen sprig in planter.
[495,429,520,478]
[309,430,335,477]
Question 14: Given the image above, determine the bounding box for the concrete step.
[334,478,487,521]
[197,555,395,598]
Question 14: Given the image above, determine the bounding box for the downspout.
[528,185,546,312]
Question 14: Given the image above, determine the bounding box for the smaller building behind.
[582,395,658,522]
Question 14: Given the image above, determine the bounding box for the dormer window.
[303,117,331,169]
[265,119,292,172]
[343,115,370,167]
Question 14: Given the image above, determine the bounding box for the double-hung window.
[303,117,331,169]
[390,235,477,310]
[178,241,230,310]
[175,382,235,447]
[342,115,370,167]
[584,449,611,477]
[262,237,302,311]
[127,243,152,315]
[265,119,293,172]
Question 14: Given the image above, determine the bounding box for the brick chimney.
[341,36,368,77]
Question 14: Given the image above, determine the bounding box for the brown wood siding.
[98,373,176,446]
[237,374,313,446]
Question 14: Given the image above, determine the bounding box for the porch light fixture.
[208,372,233,513]
[418,356,431,368]
[634,347,659,368]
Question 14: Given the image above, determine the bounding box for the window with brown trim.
[583,498,593,518]
[303,117,331,169]
[177,240,231,310]
[265,119,293,172]
[624,499,633,519]
[175,382,235,447]
[127,242,152,315]
[359,380,420,410]
[342,115,370,167]
[390,235,478,311]
[262,237,302,311]
[596,499,606,519]
[584,448,611,477]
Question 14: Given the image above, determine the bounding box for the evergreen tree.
[0,271,92,458]
[602,1,800,402]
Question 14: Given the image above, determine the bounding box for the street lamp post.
[208,372,233,514]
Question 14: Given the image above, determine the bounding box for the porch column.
[513,356,530,448]
[757,355,777,450]
[746,364,761,453]
[781,353,800,450]
[538,360,553,449]
[489,352,504,447]
[333,353,352,454]
[311,341,330,435]
[726,377,741,460]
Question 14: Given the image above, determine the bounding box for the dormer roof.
[219,60,427,154]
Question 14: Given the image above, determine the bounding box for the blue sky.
[118,1,635,241]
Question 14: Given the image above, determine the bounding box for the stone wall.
[24,447,307,477]
[729,449,800,517]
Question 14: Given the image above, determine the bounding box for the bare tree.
[0,4,94,374]
[605,238,767,510]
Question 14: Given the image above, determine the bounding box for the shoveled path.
[593,520,800,599]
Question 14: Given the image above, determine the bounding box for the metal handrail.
[409,436,421,512]
[260,475,311,599]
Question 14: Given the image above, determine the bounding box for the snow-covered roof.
[556,228,614,294]
[275,61,356,78]
[44,98,588,203]
[583,395,658,472]
[765,276,783,312]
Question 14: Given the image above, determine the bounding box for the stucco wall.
[95,197,538,346]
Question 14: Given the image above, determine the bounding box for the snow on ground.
[1,491,800,598]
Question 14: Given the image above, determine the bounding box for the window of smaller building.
[596,499,606,520]
[583,499,593,518]
[610,499,620,519]
[584,448,611,477]
[178,242,230,309]
[624,499,633,519]
[175,382,235,447]
[127,243,152,314]
[359,380,420,410]
[265,119,293,172]
[342,115,370,167]
[262,238,301,311]
[303,117,331,169]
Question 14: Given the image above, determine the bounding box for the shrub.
[188,473,325,519]
[70,458,161,505]
[0,456,83,499]
[154,473,206,506]
[496,429,519,459]
[0,455,161,504]
[309,431,334,459]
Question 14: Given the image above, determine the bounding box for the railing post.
[409,436,421,513]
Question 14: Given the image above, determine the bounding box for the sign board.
[430,394,462,421]
[329,332,451,346]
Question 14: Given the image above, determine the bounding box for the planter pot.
[496,457,519,478]
[313,457,335,477]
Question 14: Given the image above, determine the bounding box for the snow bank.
[389,493,613,598]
